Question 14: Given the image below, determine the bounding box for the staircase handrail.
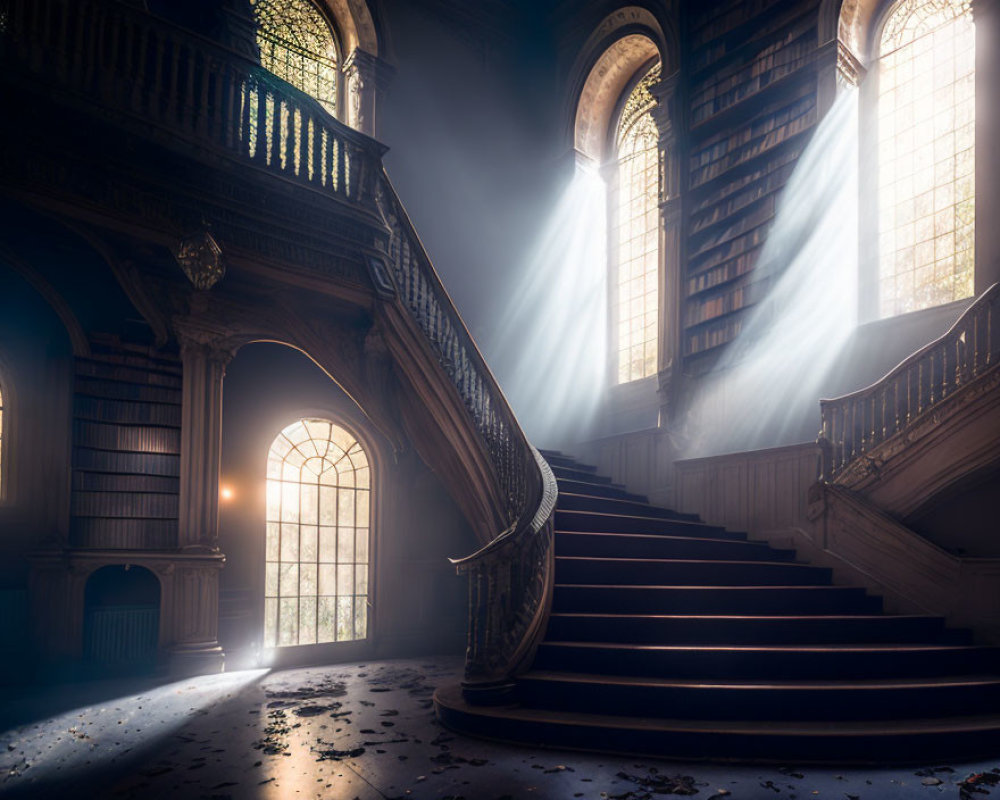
[819,283,1000,481]
[374,173,558,697]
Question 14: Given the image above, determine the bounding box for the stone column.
[342,48,395,138]
[171,321,233,675]
[177,329,232,552]
[973,0,1000,293]
[649,71,682,425]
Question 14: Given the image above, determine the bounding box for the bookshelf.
[71,341,182,550]
[681,0,820,363]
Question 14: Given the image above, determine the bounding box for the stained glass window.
[877,0,975,317]
[264,418,370,648]
[252,0,339,115]
[612,64,661,383]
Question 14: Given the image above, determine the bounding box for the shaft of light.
[491,166,608,448]
[682,89,860,456]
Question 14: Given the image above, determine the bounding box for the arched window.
[251,0,340,115]
[876,0,975,317]
[612,63,661,383]
[264,418,370,648]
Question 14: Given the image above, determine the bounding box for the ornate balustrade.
[1,0,557,700]
[819,283,1000,481]
[374,173,557,698]
[0,0,383,212]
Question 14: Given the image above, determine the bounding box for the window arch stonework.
[825,0,987,319]
[264,417,371,649]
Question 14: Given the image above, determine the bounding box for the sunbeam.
[492,163,608,448]
[682,89,860,456]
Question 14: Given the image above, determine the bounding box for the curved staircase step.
[555,479,649,503]
[554,531,795,561]
[554,556,831,586]
[553,584,883,615]
[534,641,1000,680]
[544,612,972,645]
[555,509,744,538]
[517,670,1000,721]
[551,465,613,484]
[434,683,1000,763]
[557,493,699,521]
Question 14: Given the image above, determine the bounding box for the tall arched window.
[876,0,975,317]
[612,63,661,383]
[251,0,340,115]
[265,418,370,648]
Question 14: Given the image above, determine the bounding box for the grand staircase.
[435,451,1000,762]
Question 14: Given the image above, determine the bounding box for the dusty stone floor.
[0,655,997,799]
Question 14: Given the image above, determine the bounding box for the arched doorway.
[264,418,371,649]
[83,565,160,673]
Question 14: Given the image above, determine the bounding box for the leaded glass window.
[612,63,661,383]
[264,418,370,648]
[252,0,339,115]
[877,0,975,317]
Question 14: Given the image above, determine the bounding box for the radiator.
[84,605,159,665]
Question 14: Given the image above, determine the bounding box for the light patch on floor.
[0,656,997,799]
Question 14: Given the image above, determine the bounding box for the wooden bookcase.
[681,0,822,368]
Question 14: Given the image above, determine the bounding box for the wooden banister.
[819,283,1000,481]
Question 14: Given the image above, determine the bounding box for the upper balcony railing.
[819,283,1000,481]
[0,0,384,213]
[1,0,556,699]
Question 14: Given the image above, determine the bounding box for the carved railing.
[819,283,1000,481]
[0,0,383,212]
[0,0,558,700]
[374,173,557,699]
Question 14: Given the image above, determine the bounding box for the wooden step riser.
[552,586,883,615]
[435,696,1000,763]
[517,679,1000,721]
[555,533,795,562]
[545,455,598,471]
[544,615,969,645]
[533,645,1000,681]
[551,467,612,484]
[554,559,832,587]
[555,511,741,539]
[557,495,698,522]
[555,479,648,503]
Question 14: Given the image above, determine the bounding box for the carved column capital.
[342,49,395,137]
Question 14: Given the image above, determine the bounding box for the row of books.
[689,95,815,189]
[690,220,773,275]
[691,156,797,223]
[690,87,814,170]
[71,348,183,546]
[685,314,747,356]
[691,3,815,74]
[689,193,776,260]
[691,36,814,124]
[685,277,768,327]
[689,0,784,49]
[685,247,762,297]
